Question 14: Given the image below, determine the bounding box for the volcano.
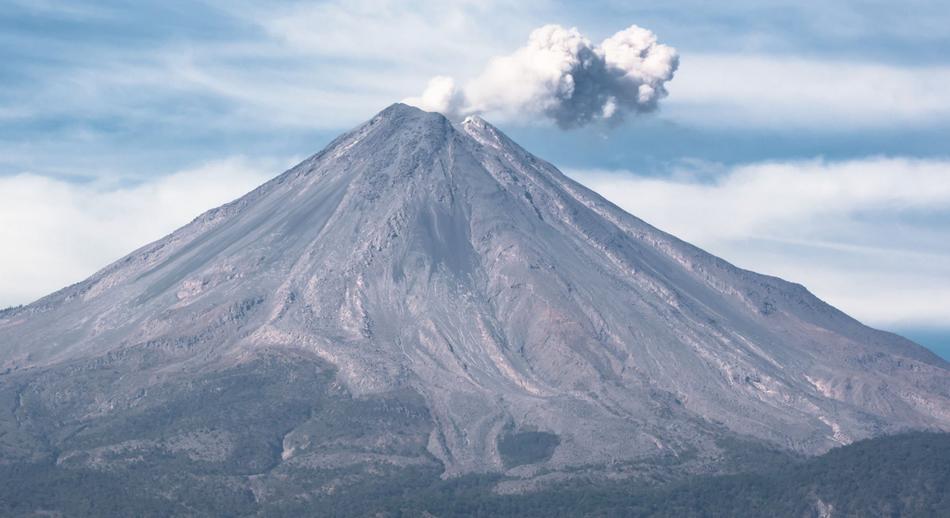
[1,104,947,506]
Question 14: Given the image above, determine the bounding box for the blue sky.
[1,0,949,359]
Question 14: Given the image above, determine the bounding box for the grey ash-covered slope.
[1,103,948,486]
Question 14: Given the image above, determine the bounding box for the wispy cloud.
[569,157,950,327]
[6,0,117,21]
[668,54,950,128]
[249,0,521,65]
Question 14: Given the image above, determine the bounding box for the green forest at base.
[1,432,947,517]
[324,431,950,517]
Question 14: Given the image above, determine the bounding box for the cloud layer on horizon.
[405,24,678,128]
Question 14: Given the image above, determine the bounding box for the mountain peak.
[458,113,513,151]
[372,102,450,129]
[367,104,508,153]
[337,102,456,157]
[376,101,431,118]
[460,114,487,126]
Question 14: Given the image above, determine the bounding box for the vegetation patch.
[498,430,560,468]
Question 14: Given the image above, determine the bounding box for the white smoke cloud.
[404,76,466,116]
[405,24,678,128]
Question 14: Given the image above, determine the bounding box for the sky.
[1,0,949,359]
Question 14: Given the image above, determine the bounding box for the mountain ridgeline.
[0,104,948,514]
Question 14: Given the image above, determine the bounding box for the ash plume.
[406,24,678,128]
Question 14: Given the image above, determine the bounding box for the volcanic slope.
[1,104,947,487]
